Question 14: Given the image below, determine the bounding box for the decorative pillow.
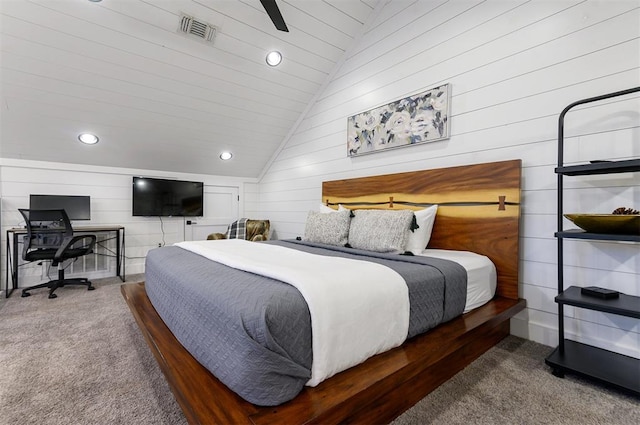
[405,205,438,255]
[304,209,351,246]
[348,209,414,253]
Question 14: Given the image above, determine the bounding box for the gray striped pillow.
[348,209,414,253]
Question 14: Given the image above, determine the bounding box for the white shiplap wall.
[0,159,255,290]
[257,0,640,357]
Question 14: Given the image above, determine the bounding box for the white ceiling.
[0,0,378,178]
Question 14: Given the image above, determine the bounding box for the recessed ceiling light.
[78,133,99,145]
[266,51,282,67]
[219,151,233,160]
[88,0,102,2]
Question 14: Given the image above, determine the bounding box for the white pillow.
[319,204,350,213]
[319,203,338,213]
[405,205,438,255]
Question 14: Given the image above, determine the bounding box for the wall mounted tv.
[30,195,91,220]
[132,177,204,217]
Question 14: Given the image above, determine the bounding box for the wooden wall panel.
[322,160,521,300]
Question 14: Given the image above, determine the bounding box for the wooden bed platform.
[122,159,525,424]
[122,283,524,424]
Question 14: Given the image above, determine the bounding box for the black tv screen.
[132,177,204,217]
[30,195,91,220]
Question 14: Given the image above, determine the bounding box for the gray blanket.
[145,240,466,406]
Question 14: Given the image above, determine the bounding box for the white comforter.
[175,239,409,386]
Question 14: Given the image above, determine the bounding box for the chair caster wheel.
[48,293,58,299]
[21,292,31,298]
[88,286,95,291]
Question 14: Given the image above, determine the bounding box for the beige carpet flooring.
[0,276,638,425]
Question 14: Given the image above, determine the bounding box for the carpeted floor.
[0,276,638,425]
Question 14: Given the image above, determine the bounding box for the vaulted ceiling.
[0,0,378,178]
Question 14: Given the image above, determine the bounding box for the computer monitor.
[29,195,91,220]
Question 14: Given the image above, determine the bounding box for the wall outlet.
[158,242,162,247]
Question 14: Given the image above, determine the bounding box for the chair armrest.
[54,234,97,261]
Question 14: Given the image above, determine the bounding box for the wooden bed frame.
[121,159,526,424]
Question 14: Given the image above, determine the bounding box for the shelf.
[553,88,640,395]
[555,230,640,242]
[545,340,640,396]
[555,159,640,176]
[556,286,640,319]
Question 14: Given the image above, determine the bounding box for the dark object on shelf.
[563,213,640,235]
[580,286,620,299]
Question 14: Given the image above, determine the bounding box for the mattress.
[419,249,497,313]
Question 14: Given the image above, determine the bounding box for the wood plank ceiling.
[0,0,377,177]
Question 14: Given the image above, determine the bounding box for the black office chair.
[18,209,97,299]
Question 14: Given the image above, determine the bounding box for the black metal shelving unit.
[544,86,640,396]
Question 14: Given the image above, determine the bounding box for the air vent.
[179,14,216,43]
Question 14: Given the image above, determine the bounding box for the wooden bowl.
[564,214,640,235]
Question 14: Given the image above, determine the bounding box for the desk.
[5,225,125,298]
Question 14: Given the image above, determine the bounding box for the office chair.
[18,209,97,299]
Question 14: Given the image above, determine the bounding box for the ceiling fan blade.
[260,0,289,32]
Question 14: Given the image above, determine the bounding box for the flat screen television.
[132,177,204,217]
[30,195,91,220]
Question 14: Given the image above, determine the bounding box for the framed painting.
[347,83,451,157]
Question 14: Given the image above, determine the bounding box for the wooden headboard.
[322,159,522,300]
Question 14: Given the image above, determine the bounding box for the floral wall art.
[347,83,451,157]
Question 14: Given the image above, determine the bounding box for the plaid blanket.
[226,218,248,240]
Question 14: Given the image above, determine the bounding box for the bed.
[122,159,526,424]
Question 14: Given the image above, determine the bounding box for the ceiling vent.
[179,14,216,43]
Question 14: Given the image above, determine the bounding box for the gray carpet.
[0,276,638,425]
